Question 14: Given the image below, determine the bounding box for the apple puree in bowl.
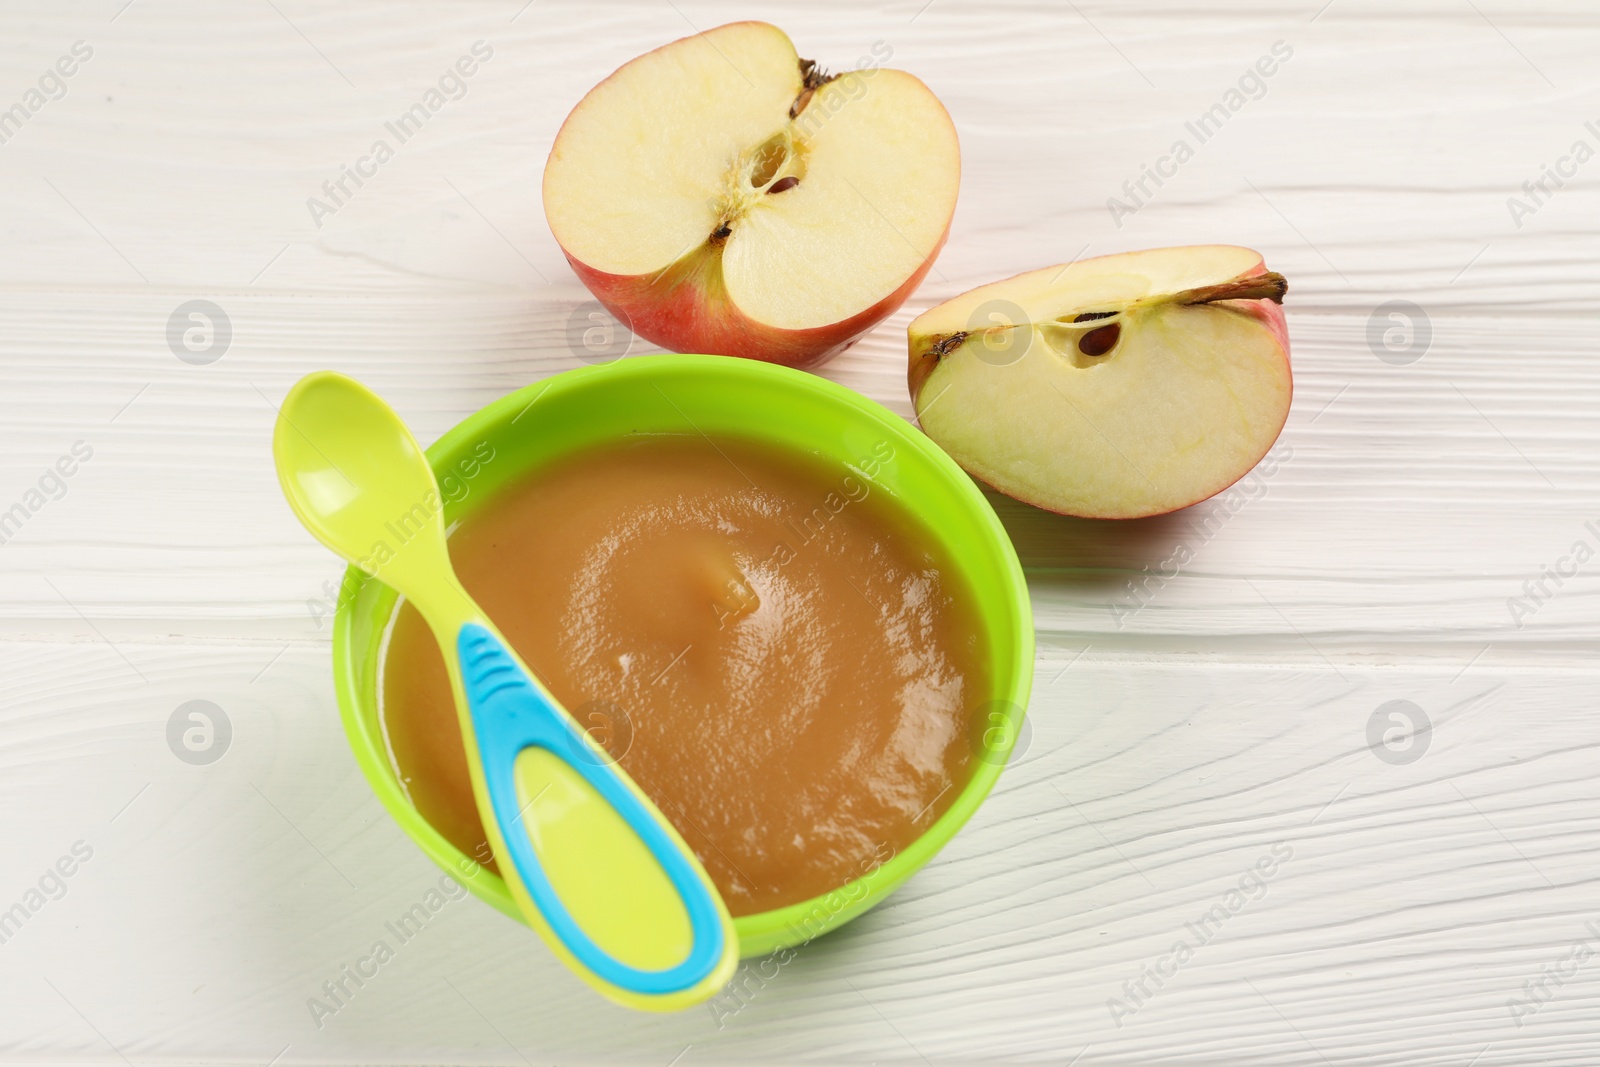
[380,435,988,915]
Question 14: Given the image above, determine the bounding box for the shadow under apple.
[978,485,1203,597]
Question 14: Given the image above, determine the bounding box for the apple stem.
[1171,271,1288,307]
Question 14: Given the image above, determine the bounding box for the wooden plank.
[1,641,1595,1064]
[1,0,1597,1062]
[1,302,1597,652]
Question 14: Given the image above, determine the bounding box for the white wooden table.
[3,1,1598,1063]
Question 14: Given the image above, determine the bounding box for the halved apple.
[908,246,1291,519]
[543,22,960,367]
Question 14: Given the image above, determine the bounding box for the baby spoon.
[271,371,736,1011]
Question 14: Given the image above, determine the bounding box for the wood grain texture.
[0,0,1597,1063]
[2,643,1596,1066]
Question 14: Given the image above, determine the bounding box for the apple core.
[543,21,961,365]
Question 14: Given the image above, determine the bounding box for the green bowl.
[332,353,1033,958]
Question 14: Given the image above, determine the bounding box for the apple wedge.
[544,22,960,368]
[908,246,1291,519]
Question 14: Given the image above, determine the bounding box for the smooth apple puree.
[380,434,989,916]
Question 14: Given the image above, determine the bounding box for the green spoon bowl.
[332,353,1034,958]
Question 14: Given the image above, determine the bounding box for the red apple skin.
[545,21,957,369]
[561,223,950,370]
[1233,260,1292,356]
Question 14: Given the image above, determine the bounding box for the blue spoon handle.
[456,623,727,996]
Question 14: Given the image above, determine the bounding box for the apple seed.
[767,176,800,194]
[1078,324,1120,357]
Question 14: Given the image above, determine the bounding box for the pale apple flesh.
[908,246,1292,519]
[544,21,960,368]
